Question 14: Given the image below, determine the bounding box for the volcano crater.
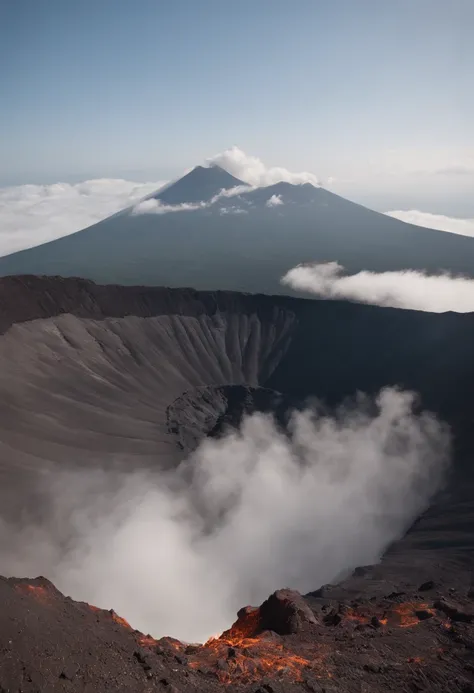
[2,276,474,692]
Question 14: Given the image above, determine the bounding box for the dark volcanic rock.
[2,277,474,691]
[223,590,318,639]
[259,589,318,635]
[434,598,474,623]
[2,576,474,692]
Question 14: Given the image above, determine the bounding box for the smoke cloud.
[0,388,449,643]
[282,261,474,313]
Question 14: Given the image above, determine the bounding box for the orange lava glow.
[187,614,330,686]
[86,603,164,651]
[440,621,453,632]
[87,604,133,630]
[341,607,370,625]
[340,601,436,629]
[110,610,132,630]
[138,635,158,648]
[15,583,49,602]
[389,603,435,628]
[79,597,447,686]
[189,635,328,685]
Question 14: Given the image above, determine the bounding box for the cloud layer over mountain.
[282,261,474,313]
[0,178,167,256]
[386,210,474,238]
[1,148,473,259]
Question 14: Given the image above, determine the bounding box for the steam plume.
[0,388,449,643]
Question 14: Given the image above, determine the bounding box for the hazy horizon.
[2,1,472,215]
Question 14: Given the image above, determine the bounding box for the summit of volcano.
[1,159,474,293]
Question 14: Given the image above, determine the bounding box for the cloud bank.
[0,178,167,256]
[1,388,449,643]
[386,210,474,238]
[2,151,473,258]
[207,146,320,188]
[282,261,474,313]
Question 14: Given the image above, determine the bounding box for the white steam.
[282,261,474,313]
[207,146,320,188]
[0,387,448,643]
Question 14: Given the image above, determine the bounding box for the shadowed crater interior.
[1,274,474,558]
[3,275,474,692]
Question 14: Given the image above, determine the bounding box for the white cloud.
[219,206,248,215]
[210,184,255,202]
[130,198,205,215]
[131,185,254,216]
[265,194,284,207]
[0,178,167,257]
[207,146,320,188]
[282,261,474,313]
[386,209,474,238]
[0,388,448,643]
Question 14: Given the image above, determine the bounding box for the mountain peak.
[151,164,245,205]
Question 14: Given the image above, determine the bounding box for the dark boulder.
[259,589,318,635]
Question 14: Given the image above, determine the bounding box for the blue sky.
[1,0,473,211]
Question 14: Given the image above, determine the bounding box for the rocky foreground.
[2,574,474,693]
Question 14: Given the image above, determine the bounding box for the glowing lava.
[110,610,132,629]
[138,635,158,648]
[80,595,446,686]
[182,606,330,685]
[339,601,436,629]
[389,602,435,628]
[14,583,50,603]
[187,631,328,685]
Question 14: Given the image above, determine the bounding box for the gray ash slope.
[2,276,474,692]
[1,274,474,477]
[2,164,474,292]
[1,276,474,568]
